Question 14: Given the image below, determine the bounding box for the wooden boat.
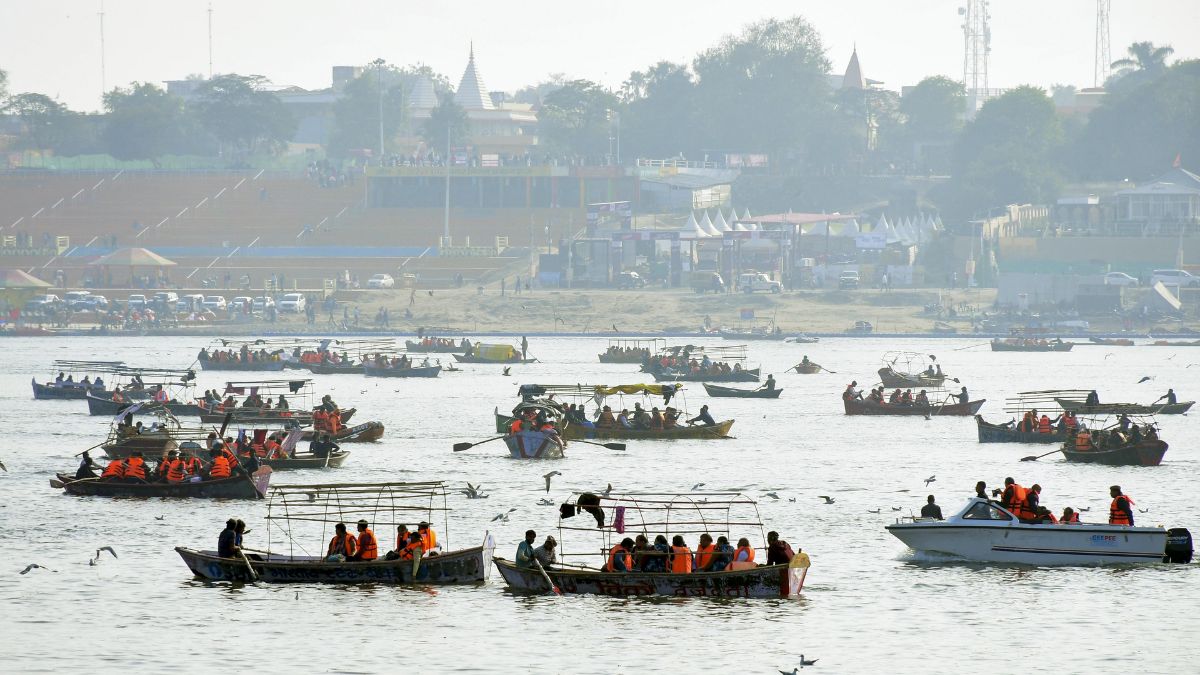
[363,364,441,378]
[877,367,945,389]
[990,338,1074,352]
[932,321,958,334]
[199,359,288,371]
[597,338,662,364]
[260,451,350,470]
[1053,398,1195,415]
[503,429,565,459]
[1087,336,1135,346]
[1062,440,1169,466]
[454,343,532,363]
[1150,339,1200,347]
[198,408,318,425]
[304,361,365,375]
[53,468,271,499]
[975,415,1066,444]
[404,339,468,353]
[787,335,820,344]
[794,363,821,374]
[877,351,948,388]
[562,419,734,440]
[301,420,385,444]
[176,481,493,584]
[493,491,809,598]
[843,398,985,416]
[32,379,117,400]
[702,383,782,398]
[651,367,759,383]
[86,392,202,417]
[176,543,492,584]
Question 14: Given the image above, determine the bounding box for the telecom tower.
[960,0,991,115]
[1094,0,1111,87]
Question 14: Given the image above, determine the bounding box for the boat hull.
[794,364,821,374]
[651,368,760,383]
[1054,398,1194,415]
[452,354,535,364]
[198,408,324,425]
[404,340,466,353]
[561,419,734,440]
[878,368,945,389]
[301,421,385,444]
[1062,440,1168,466]
[32,379,115,400]
[86,393,202,417]
[260,451,350,470]
[493,558,807,598]
[975,416,1066,444]
[303,362,365,375]
[843,398,985,416]
[887,521,1168,565]
[56,469,270,499]
[199,360,288,371]
[503,431,565,459]
[702,383,782,398]
[990,341,1074,352]
[597,353,649,363]
[177,544,492,584]
[363,364,441,378]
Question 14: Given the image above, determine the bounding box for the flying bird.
[543,471,562,492]
[462,482,487,499]
[691,483,706,491]
[96,546,118,559]
[0,458,6,471]
[1078,507,1091,512]
[602,483,613,497]
[1137,376,1153,383]
[491,508,518,522]
[892,507,903,512]
[924,475,936,487]
[502,366,512,376]
[788,498,797,502]
[764,491,780,500]
[155,515,165,521]
[1139,508,1150,513]
[20,564,55,575]
[817,496,835,504]
[1104,353,1114,359]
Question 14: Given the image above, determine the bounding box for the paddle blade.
[218,412,234,437]
[1020,456,1038,461]
[603,443,626,451]
[452,442,474,452]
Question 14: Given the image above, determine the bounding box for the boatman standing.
[1109,486,1135,526]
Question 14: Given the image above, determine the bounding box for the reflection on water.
[1,336,1199,672]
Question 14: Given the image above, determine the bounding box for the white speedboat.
[886,498,1193,566]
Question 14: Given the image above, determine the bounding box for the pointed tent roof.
[699,211,721,237]
[88,247,176,267]
[0,268,53,288]
[680,212,707,239]
[874,214,889,234]
[727,208,739,225]
[838,219,861,237]
[712,209,731,232]
[408,76,438,110]
[806,221,829,236]
[454,44,495,110]
[741,208,752,221]
[842,47,865,90]
[733,220,747,231]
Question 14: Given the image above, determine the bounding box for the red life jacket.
[1109,495,1135,525]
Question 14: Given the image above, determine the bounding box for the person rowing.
[687,405,717,427]
[758,374,777,392]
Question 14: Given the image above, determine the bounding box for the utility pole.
[372,58,386,159]
[443,123,451,246]
[99,1,106,97]
[1094,0,1111,87]
[207,3,214,78]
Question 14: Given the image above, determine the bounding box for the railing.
[635,158,720,169]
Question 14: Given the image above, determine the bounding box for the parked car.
[177,294,205,312]
[279,293,307,313]
[229,296,253,312]
[1103,272,1139,287]
[23,294,62,312]
[126,294,148,310]
[847,320,873,334]
[252,296,276,312]
[202,295,227,311]
[367,273,395,289]
[690,271,725,294]
[616,271,647,289]
[84,295,110,311]
[738,272,782,294]
[151,291,179,310]
[838,271,861,290]
[1150,269,1200,288]
[63,291,91,305]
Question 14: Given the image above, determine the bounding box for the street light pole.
[372,58,386,160]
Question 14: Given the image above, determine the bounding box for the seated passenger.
[604,538,635,573]
[733,537,756,565]
[710,536,734,571]
[325,522,358,562]
[670,535,693,574]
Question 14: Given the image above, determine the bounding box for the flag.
[1174,153,1182,168]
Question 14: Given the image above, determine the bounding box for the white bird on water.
[764,491,780,500]
[93,546,118,564]
[536,498,554,506]
[543,471,562,493]
[462,483,487,499]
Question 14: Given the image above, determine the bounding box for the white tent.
[899,217,916,246]
[733,220,748,231]
[727,209,739,226]
[806,221,829,236]
[919,213,938,242]
[680,212,708,239]
[881,215,902,244]
[741,208,752,221]
[699,211,722,237]
[713,209,731,232]
[837,218,861,237]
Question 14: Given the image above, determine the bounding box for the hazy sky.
[1,0,1196,111]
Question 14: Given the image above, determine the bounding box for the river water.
[1,336,1197,674]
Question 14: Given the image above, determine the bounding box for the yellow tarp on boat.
[474,344,518,361]
[592,384,677,396]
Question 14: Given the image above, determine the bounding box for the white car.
[202,295,227,311]
[177,294,205,312]
[1151,269,1200,288]
[127,294,148,310]
[279,293,307,313]
[229,296,253,312]
[252,296,276,312]
[1103,272,1138,287]
[738,272,782,294]
[367,274,395,289]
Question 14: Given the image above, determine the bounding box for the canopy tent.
[727,209,739,227]
[879,215,902,245]
[699,211,722,237]
[88,247,177,267]
[741,208,752,221]
[805,221,829,236]
[0,269,53,289]
[836,219,861,237]
[678,212,709,239]
[712,209,731,233]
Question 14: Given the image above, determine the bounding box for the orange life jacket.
[400,538,423,561]
[1109,495,1135,525]
[695,543,715,571]
[124,457,146,480]
[1038,415,1051,433]
[419,526,436,551]
[328,533,358,557]
[220,447,240,467]
[165,459,186,483]
[312,410,329,431]
[1003,484,1028,515]
[358,529,378,560]
[209,455,232,478]
[1075,431,1092,451]
[182,457,202,476]
[329,412,342,433]
[101,460,125,479]
[1019,490,1041,521]
[605,545,632,572]
[1064,413,1077,429]
[509,419,523,434]
[733,545,755,563]
[1061,512,1080,524]
[671,545,693,574]
[1043,512,1058,524]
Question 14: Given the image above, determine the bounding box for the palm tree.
[1111,41,1175,77]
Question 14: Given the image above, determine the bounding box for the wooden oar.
[1021,447,1064,462]
[533,557,561,595]
[453,435,505,452]
[238,549,259,581]
[954,343,990,351]
[569,439,626,451]
[819,365,838,374]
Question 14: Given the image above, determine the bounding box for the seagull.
[1104,353,1114,360]
[788,498,797,503]
[867,508,881,514]
[1139,508,1150,513]
[0,458,6,471]
[96,546,118,559]
[691,482,706,491]
[502,366,512,376]
[536,498,554,506]
[521,304,528,310]
[462,482,487,499]
[491,508,518,522]
[20,564,55,574]
[924,475,936,487]
[1137,376,1155,383]
[891,507,903,511]
[800,655,819,667]
[543,471,562,492]
[764,491,780,500]
[817,496,834,504]
[1079,507,1091,512]
[155,515,165,521]
[602,483,613,497]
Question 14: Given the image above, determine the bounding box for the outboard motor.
[1164,528,1193,564]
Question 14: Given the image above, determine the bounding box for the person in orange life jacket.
[669,535,693,574]
[153,385,168,403]
[766,531,796,565]
[417,521,437,552]
[326,522,358,561]
[163,451,187,483]
[733,537,756,564]
[710,536,735,571]
[207,448,233,479]
[694,533,717,571]
[350,520,378,561]
[399,531,424,561]
[122,452,148,482]
[509,417,524,434]
[1109,485,1135,526]
[100,457,125,480]
[383,525,411,560]
[1035,506,1058,524]
[1000,477,1027,515]
[1021,484,1043,521]
[605,537,635,573]
[1060,507,1081,524]
[180,451,203,479]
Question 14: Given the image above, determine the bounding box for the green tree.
[4,92,69,150]
[330,62,452,157]
[620,61,697,158]
[538,79,619,158]
[0,68,8,101]
[901,76,965,142]
[420,93,469,151]
[102,82,186,164]
[1111,41,1175,79]
[941,86,1064,217]
[190,74,295,156]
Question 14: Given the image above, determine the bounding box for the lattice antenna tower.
[1094,0,1111,87]
[960,0,991,95]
